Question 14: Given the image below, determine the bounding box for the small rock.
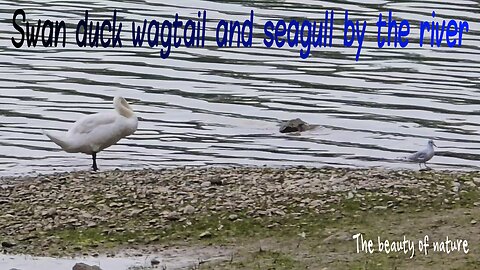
[151,258,161,266]
[465,181,476,188]
[183,205,195,215]
[148,219,159,225]
[87,222,97,228]
[128,208,144,217]
[199,231,212,238]
[67,218,79,224]
[309,200,323,207]
[149,236,160,242]
[166,211,180,221]
[109,202,123,207]
[471,220,477,225]
[209,178,223,185]
[201,181,211,188]
[228,214,239,221]
[72,262,102,270]
[373,206,388,210]
[81,212,93,219]
[1,241,16,248]
[41,208,56,217]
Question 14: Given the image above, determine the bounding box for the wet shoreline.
[1,167,479,269]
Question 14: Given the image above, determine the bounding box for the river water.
[0,0,479,176]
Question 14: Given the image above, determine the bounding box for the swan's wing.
[68,112,117,135]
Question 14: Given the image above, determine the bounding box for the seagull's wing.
[68,112,117,135]
[407,150,427,162]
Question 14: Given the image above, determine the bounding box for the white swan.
[407,139,436,169]
[43,96,138,171]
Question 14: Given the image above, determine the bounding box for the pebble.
[209,178,224,185]
[201,181,211,188]
[465,181,476,188]
[72,263,102,270]
[183,205,195,214]
[151,258,161,266]
[2,241,16,248]
[199,231,212,238]
[228,214,239,221]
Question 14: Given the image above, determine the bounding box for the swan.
[406,139,436,169]
[43,96,138,171]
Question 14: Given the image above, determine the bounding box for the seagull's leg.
[92,152,98,171]
[425,162,431,170]
[418,163,422,169]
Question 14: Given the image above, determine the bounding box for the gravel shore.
[1,167,479,268]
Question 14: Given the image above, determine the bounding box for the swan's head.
[114,96,135,118]
[428,139,437,148]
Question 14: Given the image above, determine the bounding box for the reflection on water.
[0,0,479,176]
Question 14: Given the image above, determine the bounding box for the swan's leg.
[92,153,98,171]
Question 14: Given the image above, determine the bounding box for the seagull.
[406,139,436,169]
[43,96,138,171]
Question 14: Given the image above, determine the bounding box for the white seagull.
[43,96,138,171]
[407,139,436,169]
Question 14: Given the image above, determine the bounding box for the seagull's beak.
[433,142,437,147]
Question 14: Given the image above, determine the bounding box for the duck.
[43,96,138,171]
[279,118,310,133]
[407,139,436,169]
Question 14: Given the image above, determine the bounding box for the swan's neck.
[114,97,135,118]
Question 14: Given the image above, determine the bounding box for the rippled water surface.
[0,0,479,176]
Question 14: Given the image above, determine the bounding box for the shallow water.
[0,246,229,270]
[0,254,149,270]
[0,0,479,176]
